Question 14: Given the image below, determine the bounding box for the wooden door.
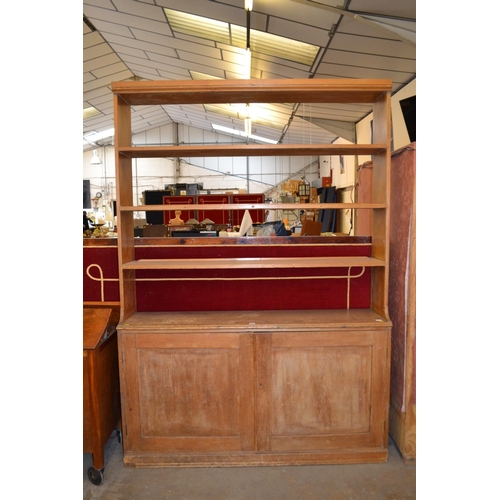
[119,331,255,454]
[255,329,390,453]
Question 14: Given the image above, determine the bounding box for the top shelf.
[112,78,393,105]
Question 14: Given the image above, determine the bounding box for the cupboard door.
[255,329,389,452]
[120,332,255,454]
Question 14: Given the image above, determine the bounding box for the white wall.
[325,79,416,233]
[83,123,320,217]
[357,78,416,154]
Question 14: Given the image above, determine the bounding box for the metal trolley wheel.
[87,467,104,486]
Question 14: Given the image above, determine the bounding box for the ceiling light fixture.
[244,117,252,137]
[245,1,252,79]
[90,150,102,165]
[244,103,252,136]
[244,48,252,79]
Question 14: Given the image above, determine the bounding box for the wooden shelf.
[118,308,391,332]
[120,203,386,211]
[111,78,392,105]
[113,77,392,320]
[118,143,386,158]
[122,256,385,271]
[113,77,392,321]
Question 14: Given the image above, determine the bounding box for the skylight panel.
[212,124,277,144]
[230,25,319,66]
[190,71,223,80]
[83,128,115,144]
[83,106,101,120]
[164,8,230,44]
[164,9,319,67]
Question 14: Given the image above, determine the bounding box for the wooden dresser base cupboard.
[118,310,391,467]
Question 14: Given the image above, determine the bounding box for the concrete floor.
[83,435,416,500]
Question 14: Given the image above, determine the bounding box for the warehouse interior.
[5,1,499,499]
[81,3,418,497]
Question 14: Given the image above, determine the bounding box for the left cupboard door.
[118,331,255,458]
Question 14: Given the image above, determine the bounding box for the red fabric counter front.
[83,235,372,312]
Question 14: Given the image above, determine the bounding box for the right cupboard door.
[255,329,390,453]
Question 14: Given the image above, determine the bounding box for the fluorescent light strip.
[212,124,277,144]
[245,48,252,78]
[244,117,252,136]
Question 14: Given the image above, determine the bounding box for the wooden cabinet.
[118,310,390,466]
[83,307,121,483]
[111,78,393,467]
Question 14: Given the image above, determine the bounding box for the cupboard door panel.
[121,333,254,453]
[272,345,372,435]
[257,330,389,452]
